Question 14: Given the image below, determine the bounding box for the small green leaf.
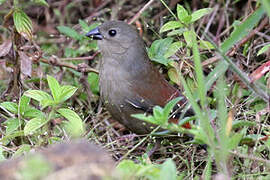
[57,26,82,41]
[183,30,194,47]
[0,147,5,161]
[199,40,215,50]
[168,68,180,86]
[257,44,270,56]
[153,106,164,124]
[202,156,212,180]
[232,120,256,130]
[167,28,187,36]
[14,144,31,157]
[164,41,184,58]
[191,8,213,22]
[221,6,264,52]
[31,0,49,7]
[0,102,18,114]
[24,108,44,119]
[163,97,182,118]
[47,75,61,102]
[88,72,99,95]
[131,114,156,125]
[57,108,85,137]
[116,160,140,177]
[79,20,100,33]
[24,117,48,135]
[5,118,20,135]
[159,21,183,33]
[228,129,246,150]
[177,4,190,24]
[159,159,177,180]
[148,38,173,66]
[58,85,77,103]
[19,95,30,116]
[13,9,33,40]
[24,90,53,103]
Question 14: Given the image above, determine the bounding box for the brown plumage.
[86,21,190,134]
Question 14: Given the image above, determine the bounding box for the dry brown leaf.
[0,39,12,57]
[18,50,32,77]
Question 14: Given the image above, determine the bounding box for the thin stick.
[128,0,155,24]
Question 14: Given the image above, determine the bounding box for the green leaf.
[40,99,56,109]
[183,30,194,47]
[31,0,49,7]
[163,97,182,118]
[159,21,183,33]
[202,156,212,180]
[199,40,215,50]
[168,68,180,86]
[88,72,99,95]
[0,102,18,114]
[13,9,33,40]
[177,4,191,24]
[148,38,173,66]
[47,75,61,102]
[19,95,30,116]
[159,159,177,180]
[257,43,270,56]
[164,41,184,58]
[23,108,45,119]
[24,90,53,103]
[79,20,100,33]
[232,120,256,130]
[57,108,85,137]
[0,147,5,161]
[191,8,213,22]
[58,85,77,103]
[57,26,82,41]
[131,114,156,125]
[228,129,246,150]
[5,118,20,135]
[153,106,164,124]
[167,28,187,36]
[14,144,31,157]
[221,6,264,52]
[24,117,48,136]
[116,160,140,177]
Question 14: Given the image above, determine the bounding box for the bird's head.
[86,21,143,55]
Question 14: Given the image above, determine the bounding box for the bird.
[86,21,191,134]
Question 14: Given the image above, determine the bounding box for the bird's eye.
[108,29,117,37]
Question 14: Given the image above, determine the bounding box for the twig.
[227,17,269,56]
[60,51,99,61]
[128,0,155,24]
[202,17,269,67]
[40,57,99,74]
[230,150,270,164]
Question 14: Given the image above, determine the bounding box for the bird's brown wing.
[127,66,185,110]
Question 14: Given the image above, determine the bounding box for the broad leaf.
[57,108,85,137]
[0,102,18,114]
[57,26,82,41]
[24,117,48,136]
[191,8,213,22]
[160,21,183,33]
[58,85,77,103]
[47,75,61,102]
[13,9,33,40]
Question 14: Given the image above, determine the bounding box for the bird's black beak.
[85,27,103,40]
